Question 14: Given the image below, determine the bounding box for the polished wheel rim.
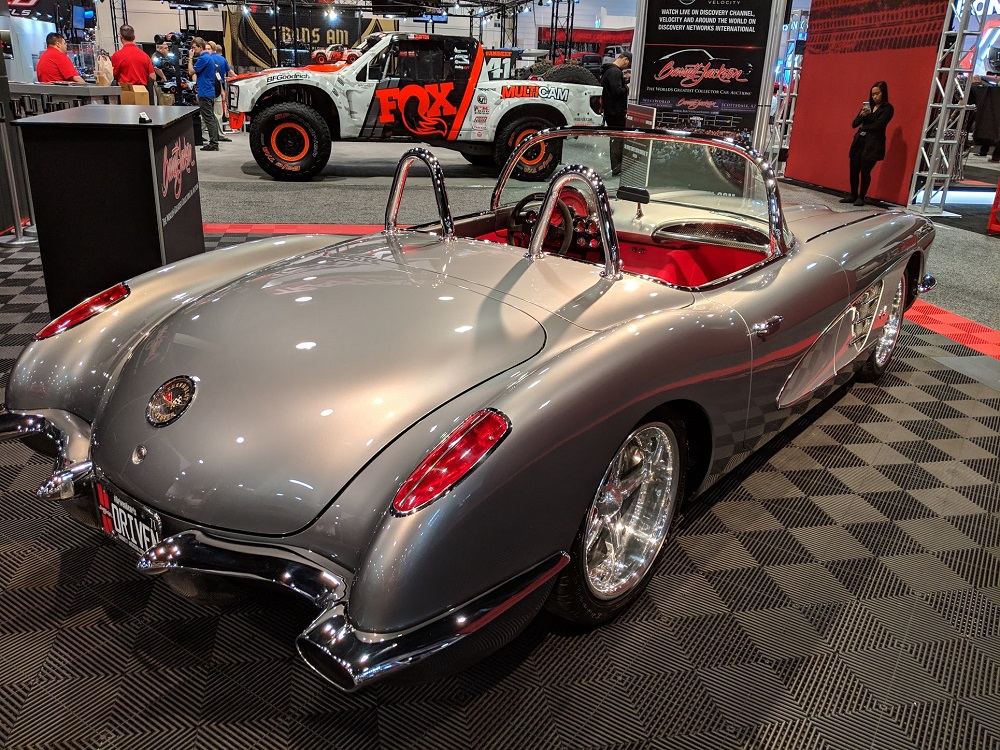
[584,423,680,600]
[873,277,905,368]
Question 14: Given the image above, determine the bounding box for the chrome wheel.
[873,277,905,369]
[584,422,680,600]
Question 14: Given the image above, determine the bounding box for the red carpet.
[906,299,1000,359]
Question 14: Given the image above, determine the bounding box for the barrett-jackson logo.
[162,137,194,200]
[654,49,749,88]
[676,98,719,110]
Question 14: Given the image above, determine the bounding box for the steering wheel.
[507,192,574,256]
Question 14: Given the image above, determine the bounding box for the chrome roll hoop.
[528,164,623,281]
[385,147,455,240]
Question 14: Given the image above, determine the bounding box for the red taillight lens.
[35,283,130,340]
[392,409,511,514]
[590,95,603,115]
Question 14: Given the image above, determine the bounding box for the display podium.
[15,104,205,317]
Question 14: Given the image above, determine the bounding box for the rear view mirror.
[617,185,650,204]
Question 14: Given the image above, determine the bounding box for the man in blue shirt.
[188,37,220,151]
[209,41,235,142]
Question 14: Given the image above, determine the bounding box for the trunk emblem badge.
[147,376,197,427]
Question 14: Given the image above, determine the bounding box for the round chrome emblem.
[132,445,147,464]
[147,376,196,427]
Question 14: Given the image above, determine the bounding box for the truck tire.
[542,64,599,86]
[494,116,562,181]
[461,152,496,167]
[249,102,332,181]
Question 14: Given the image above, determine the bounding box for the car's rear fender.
[807,210,933,299]
[5,235,338,422]
[340,299,753,634]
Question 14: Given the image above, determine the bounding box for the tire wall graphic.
[635,0,772,141]
[783,0,949,206]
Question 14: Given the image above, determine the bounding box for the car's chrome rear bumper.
[0,406,95,499]
[2,405,569,691]
[296,552,569,691]
[138,530,347,608]
[141,530,568,691]
[0,407,47,441]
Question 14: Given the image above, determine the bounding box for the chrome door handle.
[751,315,783,340]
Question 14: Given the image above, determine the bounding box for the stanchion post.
[0,107,35,247]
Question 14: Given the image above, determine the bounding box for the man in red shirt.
[36,33,85,83]
[111,24,154,94]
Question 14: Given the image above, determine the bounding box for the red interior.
[475,229,765,287]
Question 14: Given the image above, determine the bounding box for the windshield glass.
[496,131,771,229]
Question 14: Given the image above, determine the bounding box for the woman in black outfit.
[840,81,894,206]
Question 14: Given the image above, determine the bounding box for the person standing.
[111,25,155,97]
[601,51,631,175]
[208,42,234,141]
[840,81,894,207]
[189,38,221,151]
[153,40,180,103]
[36,33,85,83]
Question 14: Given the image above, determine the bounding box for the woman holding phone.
[840,81,894,206]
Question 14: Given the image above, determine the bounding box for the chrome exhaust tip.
[37,460,94,500]
[917,273,936,294]
[296,605,367,692]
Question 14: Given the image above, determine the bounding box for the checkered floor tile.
[1,237,999,749]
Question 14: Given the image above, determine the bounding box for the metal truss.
[907,0,988,213]
[108,0,128,48]
[548,0,574,60]
[765,9,808,177]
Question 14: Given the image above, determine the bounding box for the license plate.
[95,485,161,554]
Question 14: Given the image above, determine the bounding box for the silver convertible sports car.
[0,128,935,691]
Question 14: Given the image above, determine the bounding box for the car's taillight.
[34,283,130,340]
[392,409,511,514]
[590,95,603,115]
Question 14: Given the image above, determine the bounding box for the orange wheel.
[270,122,310,162]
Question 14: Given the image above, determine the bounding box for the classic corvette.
[0,128,936,691]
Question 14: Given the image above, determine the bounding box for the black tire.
[461,151,497,167]
[249,102,332,181]
[494,116,562,181]
[542,64,599,86]
[548,416,687,625]
[856,273,906,382]
[517,60,554,80]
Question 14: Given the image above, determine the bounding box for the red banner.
[784,0,949,206]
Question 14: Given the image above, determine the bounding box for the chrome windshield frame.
[385,147,455,240]
[490,126,788,259]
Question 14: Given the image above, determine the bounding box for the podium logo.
[162,138,195,200]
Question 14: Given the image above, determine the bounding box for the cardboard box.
[119,83,150,106]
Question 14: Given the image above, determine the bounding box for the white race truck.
[227,33,604,180]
